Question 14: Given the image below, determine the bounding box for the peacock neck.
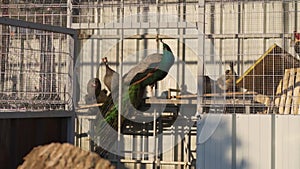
[159,50,174,72]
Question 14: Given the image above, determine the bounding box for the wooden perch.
[76,103,103,110]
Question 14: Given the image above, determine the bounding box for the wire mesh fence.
[0,17,74,111]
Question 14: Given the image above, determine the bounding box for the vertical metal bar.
[73,36,81,107]
[117,0,125,168]
[69,31,79,143]
[182,1,187,88]
[197,0,205,116]
[58,36,62,95]
[237,2,242,75]
[263,2,267,52]
[295,1,298,32]
[47,35,52,94]
[39,35,46,94]
[1,0,9,91]
[283,1,289,50]
[219,2,223,68]
[51,33,57,94]
[153,109,158,169]
[19,36,25,94]
[210,3,215,64]
[67,0,73,26]
[154,1,160,168]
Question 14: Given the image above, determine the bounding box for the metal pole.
[295,1,298,32]
[19,36,25,95]
[197,0,205,116]
[283,1,289,50]
[1,0,9,91]
[117,0,125,167]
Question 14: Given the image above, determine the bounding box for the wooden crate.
[274,68,300,114]
[236,44,300,96]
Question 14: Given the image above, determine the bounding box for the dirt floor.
[17,142,115,169]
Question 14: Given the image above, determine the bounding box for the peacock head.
[89,78,101,88]
[160,39,173,53]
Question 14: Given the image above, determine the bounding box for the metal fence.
[0,17,76,111]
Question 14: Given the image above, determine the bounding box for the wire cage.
[0,1,74,111]
[2,0,300,168]
[72,0,200,168]
[72,0,300,168]
[202,0,300,115]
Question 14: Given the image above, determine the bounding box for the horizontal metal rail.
[0,17,77,36]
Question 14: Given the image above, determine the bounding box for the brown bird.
[217,62,239,92]
[102,57,119,92]
[96,89,109,103]
[85,78,102,104]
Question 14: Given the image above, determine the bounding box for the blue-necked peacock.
[94,39,174,156]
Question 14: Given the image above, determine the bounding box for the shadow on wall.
[197,114,248,169]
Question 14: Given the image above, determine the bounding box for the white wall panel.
[197,114,232,169]
[197,114,300,169]
[275,115,300,169]
[236,114,271,169]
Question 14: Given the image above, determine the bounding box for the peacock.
[93,39,175,157]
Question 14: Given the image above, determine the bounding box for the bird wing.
[123,53,163,85]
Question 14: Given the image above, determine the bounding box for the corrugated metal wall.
[197,114,300,169]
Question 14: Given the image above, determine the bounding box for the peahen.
[217,62,239,92]
[93,39,175,157]
[102,57,119,92]
[85,78,108,104]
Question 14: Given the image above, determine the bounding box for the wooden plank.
[274,79,283,113]
[279,70,290,114]
[146,98,254,106]
[292,68,300,114]
[284,69,295,114]
[76,103,103,110]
